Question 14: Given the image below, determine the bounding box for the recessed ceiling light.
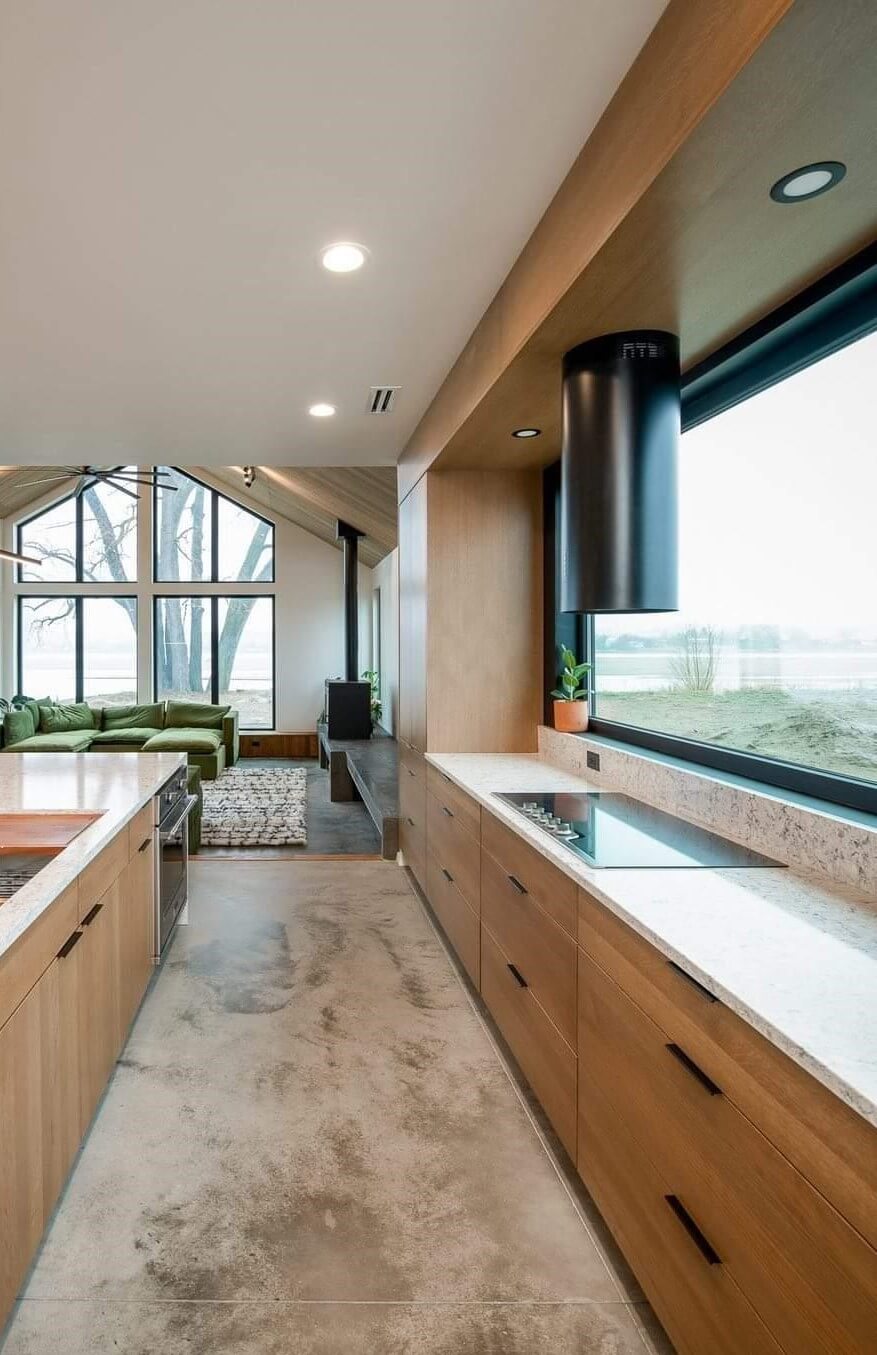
[308,402,336,418]
[770,161,846,203]
[512,427,541,439]
[320,242,368,273]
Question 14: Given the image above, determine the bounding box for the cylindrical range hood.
[560,330,680,613]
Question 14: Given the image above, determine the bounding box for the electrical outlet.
[586,750,601,772]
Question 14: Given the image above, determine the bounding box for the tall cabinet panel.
[398,474,428,752]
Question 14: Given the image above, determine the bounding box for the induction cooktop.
[497,792,785,869]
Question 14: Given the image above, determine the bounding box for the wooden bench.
[316,723,399,860]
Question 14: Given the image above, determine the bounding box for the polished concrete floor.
[1,860,671,1354]
[197,759,382,858]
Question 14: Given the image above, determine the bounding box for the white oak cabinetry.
[0,804,156,1329]
[411,787,877,1355]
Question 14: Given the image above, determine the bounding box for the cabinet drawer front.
[482,847,576,1047]
[426,851,479,987]
[578,888,877,1250]
[578,1069,784,1355]
[480,925,576,1159]
[0,883,78,1031]
[482,811,576,937]
[580,950,877,1355]
[78,830,127,921]
[427,792,480,914]
[399,793,426,892]
[127,802,154,858]
[400,768,426,837]
[425,765,481,841]
[400,742,426,787]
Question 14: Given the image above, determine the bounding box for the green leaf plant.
[550,646,591,702]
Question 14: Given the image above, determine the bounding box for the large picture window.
[154,468,273,583]
[19,596,137,707]
[550,247,877,813]
[154,596,274,728]
[18,471,138,583]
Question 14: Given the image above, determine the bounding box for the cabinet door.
[0,968,58,1325]
[118,835,155,1042]
[77,881,121,1132]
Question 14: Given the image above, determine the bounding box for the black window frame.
[152,594,276,731]
[17,594,138,706]
[547,241,877,816]
[16,468,138,585]
[152,467,276,584]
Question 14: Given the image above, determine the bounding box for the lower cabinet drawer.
[578,888,877,1250]
[480,925,576,1159]
[579,949,877,1355]
[427,792,480,913]
[426,851,479,987]
[481,846,576,1047]
[399,774,426,889]
[578,1069,784,1355]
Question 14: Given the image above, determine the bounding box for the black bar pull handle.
[441,867,454,883]
[81,902,103,927]
[407,767,415,777]
[667,960,717,1004]
[57,930,83,959]
[507,874,528,895]
[138,836,152,853]
[406,816,415,826]
[665,1196,721,1265]
[666,1044,723,1096]
[507,963,528,988]
[442,805,454,818]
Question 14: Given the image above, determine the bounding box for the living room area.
[0,465,399,859]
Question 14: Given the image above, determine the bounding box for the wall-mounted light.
[512,427,541,439]
[242,465,255,489]
[770,161,846,203]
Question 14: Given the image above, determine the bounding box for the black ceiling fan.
[16,465,178,502]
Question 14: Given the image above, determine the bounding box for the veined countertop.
[426,752,877,1128]
[0,752,185,963]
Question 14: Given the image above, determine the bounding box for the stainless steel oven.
[155,766,197,959]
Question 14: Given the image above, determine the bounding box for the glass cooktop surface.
[497,792,785,869]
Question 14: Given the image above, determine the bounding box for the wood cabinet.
[426,792,480,914]
[0,804,159,1332]
[398,477,427,752]
[426,852,480,987]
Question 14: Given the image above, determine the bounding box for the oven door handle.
[159,795,198,843]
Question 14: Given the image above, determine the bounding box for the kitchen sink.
[0,813,103,903]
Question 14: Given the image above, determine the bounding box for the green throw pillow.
[165,700,230,730]
[38,702,96,734]
[4,706,35,745]
[103,702,165,732]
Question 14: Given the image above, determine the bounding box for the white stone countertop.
[0,752,185,963]
[426,752,877,1128]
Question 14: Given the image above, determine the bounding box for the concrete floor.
[197,759,382,858]
[1,859,671,1354]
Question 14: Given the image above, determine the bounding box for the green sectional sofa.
[1,699,238,780]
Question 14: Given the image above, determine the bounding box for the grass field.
[596,687,877,785]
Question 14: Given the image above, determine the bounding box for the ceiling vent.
[367,385,400,414]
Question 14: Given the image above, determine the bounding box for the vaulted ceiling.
[0,465,397,567]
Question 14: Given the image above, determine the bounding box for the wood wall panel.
[398,476,428,751]
[240,732,318,758]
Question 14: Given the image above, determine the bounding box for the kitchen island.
[0,752,185,1328]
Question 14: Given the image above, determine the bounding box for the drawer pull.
[81,902,103,927]
[665,1195,722,1266]
[57,930,82,959]
[406,817,415,826]
[138,836,152,853]
[407,767,415,777]
[507,963,528,989]
[666,1043,722,1096]
[667,960,717,1004]
[441,867,454,883]
[507,874,528,895]
[442,805,454,818]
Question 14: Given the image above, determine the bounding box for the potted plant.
[551,646,591,733]
[362,669,382,728]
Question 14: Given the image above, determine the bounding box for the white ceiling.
[0,1,666,468]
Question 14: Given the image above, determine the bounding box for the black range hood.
[560,330,680,613]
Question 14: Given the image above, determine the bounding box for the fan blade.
[0,547,42,566]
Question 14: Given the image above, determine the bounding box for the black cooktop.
[497,792,785,869]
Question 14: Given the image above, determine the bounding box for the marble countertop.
[0,752,185,963]
[426,752,877,1128]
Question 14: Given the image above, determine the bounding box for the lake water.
[595,650,877,692]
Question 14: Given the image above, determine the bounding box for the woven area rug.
[200,766,308,847]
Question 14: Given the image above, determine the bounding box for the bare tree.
[670,625,721,694]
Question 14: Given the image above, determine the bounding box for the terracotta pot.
[553,700,588,734]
